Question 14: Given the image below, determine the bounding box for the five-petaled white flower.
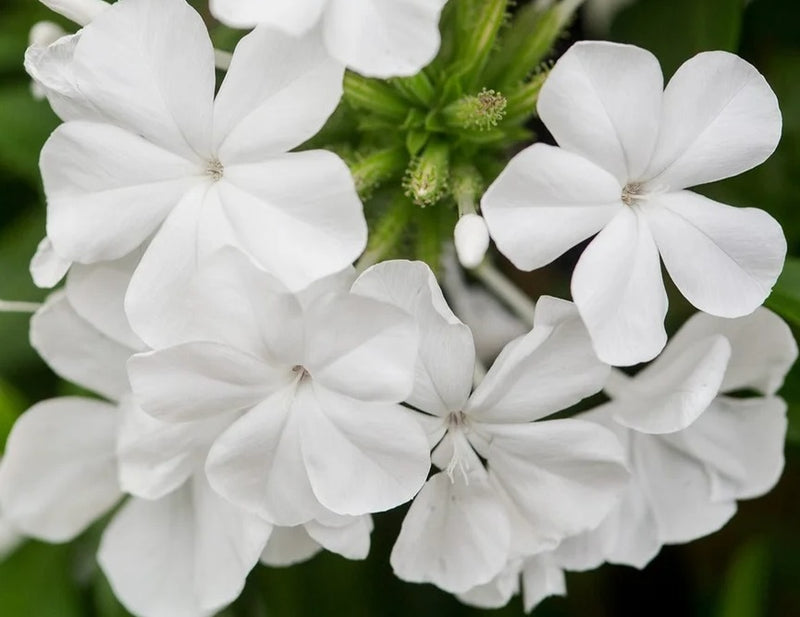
[349,261,627,594]
[128,249,431,527]
[28,0,366,346]
[555,308,796,571]
[482,41,786,366]
[209,0,448,78]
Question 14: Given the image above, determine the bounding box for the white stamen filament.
[445,416,473,485]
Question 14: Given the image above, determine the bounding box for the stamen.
[292,365,310,381]
[205,158,224,182]
[621,182,643,206]
[444,415,473,485]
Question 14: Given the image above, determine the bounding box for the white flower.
[556,308,796,571]
[128,249,430,527]
[209,0,448,78]
[28,0,367,345]
[481,41,786,366]
[0,259,273,617]
[349,261,627,594]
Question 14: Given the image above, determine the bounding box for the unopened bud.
[454,214,490,269]
[443,89,507,132]
[29,21,66,48]
[350,147,407,200]
[403,141,450,207]
[39,0,109,27]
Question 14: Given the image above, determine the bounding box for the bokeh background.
[0,0,798,615]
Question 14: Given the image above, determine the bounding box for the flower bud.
[350,147,407,200]
[443,88,507,132]
[39,0,109,27]
[29,21,66,48]
[344,72,410,121]
[403,141,450,207]
[454,214,490,269]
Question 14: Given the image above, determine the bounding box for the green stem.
[473,262,535,325]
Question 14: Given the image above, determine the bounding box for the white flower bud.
[39,0,109,27]
[454,214,490,269]
[29,21,66,48]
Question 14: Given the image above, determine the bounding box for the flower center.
[292,364,310,381]
[621,182,643,206]
[444,413,473,484]
[205,158,224,182]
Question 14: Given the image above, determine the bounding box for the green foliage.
[716,539,770,617]
[0,542,83,617]
[610,0,744,77]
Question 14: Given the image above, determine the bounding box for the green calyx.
[307,0,580,271]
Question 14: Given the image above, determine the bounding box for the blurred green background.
[0,0,798,615]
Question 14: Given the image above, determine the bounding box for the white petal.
[644,191,786,317]
[217,153,367,291]
[483,419,628,549]
[609,335,731,434]
[456,559,520,610]
[30,291,132,400]
[0,397,120,542]
[206,387,326,526]
[305,514,373,560]
[323,0,448,78]
[537,41,663,182]
[39,0,109,27]
[124,186,239,349]
[71,0,215,157]
[24,32,100,123]
[662,308,798,396]
[467,297,609,423]
[210,0,326,31]
[66,251,144,350]
[30,237,71,289]
[301,384,430,516]
[644,51,782,190]
[214,26,343,159]
[390,463,511,594]
[572,207,668,366]
[632,431,736,544]
[666,396,787,502]
[481,144,623,271]
[260,526,321,567]
[303,290,417,403]
[521,555,566,613]
[555,470,661,570]
[98,475,272,617]
[128,343,283,422]
[131,245,303,355]
[116,397,235,500]
[41,121,198,263]
[352,260,474,415]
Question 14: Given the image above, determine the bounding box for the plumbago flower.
[0,258,283,617]
[482,41,786,365]
[128,249,431,528]
[346,261,628,594]
[27,0,366,344]
[209,0,448,78]
[555,307,796,571]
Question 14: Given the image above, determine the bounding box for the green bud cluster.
[305,0,581,271]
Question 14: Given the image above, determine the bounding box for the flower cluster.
[0,0,794,615]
